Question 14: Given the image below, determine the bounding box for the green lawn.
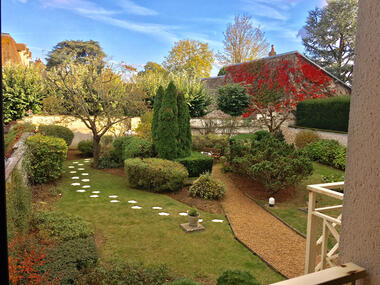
[255,162,344,235]
[52,159,284,284]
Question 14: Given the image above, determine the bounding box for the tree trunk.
[92,136,101,168]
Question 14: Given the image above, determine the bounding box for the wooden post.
[305,190,318,274]
[321,219,329,270]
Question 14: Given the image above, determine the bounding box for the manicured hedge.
[175,152,213,177]
[24,134,67,184]
[296,96,350,132]
[78,140,94,157]
[189,172,225,200]
[38,124,74,146]
[112,136,133,162]
[124,136,154,159]
[124,158,188,192]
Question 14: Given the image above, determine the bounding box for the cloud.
[241,0,295,21]
[118,0,158,16]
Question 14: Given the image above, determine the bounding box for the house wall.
[339,1,380,284]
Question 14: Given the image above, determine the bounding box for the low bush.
[4,123,36,157]
[98,150,123,169]
[192,134,229,155]
[168,279,201,285]
[124,136,154,159]
[38,124,74,146]
[216,270,260,285]
[113,136,133,162]
[175,152,213,177]
[78,140,94,157]
[24,134,67,184]
[229,131,270,159]
[295,130,320,149]
[189,172,225,200]
[124,158,188,192]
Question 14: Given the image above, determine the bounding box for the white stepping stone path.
[90,195,99,198]
[109,195,118,198]
[78,168,85,171]
[68,166,75,169]
[92,191,100,194]
[82,179,90,182]
[110,200,120,203]
[78,163,84,166]
[72,176,80,179]
[158,212,169,216]
[131,206,142,209]
[179,212,188,216]
[71,183,80,186]
[211,219,224,223]
[128,200,137,204]
[76,189,86,193]
[152,206,162,210]
[82,185,91,188]
[69,171,77,174]
[81,173,89,176]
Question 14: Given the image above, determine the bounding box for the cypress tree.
[177,91,192,157]
[156,81,179,159]
[151,86,164,143]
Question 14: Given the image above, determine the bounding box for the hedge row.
[175,152,213,177]
[296,96,350,132]
[38,124,74,146]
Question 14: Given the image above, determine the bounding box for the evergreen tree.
[151,86,164,143]
[156,81,179,159]
[177,91,192,157]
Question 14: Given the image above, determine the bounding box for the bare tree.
[217,15,269,65]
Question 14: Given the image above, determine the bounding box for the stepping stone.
[158,212,169,216]
[180,223,205,233]
[76,189,86,193]
[128,200,137,204]
[78,168,85,170]
[131,206,142,209]
[109,195,118,198]
[68,166,75,169]
[211,219,224,223]
[199,219,203,223]
[69,171,77,174]
[152,206,162,210]
[71,183,80,186]
[82,179,90,182]
[179,212,188,216]
[92,191,100,194]
[110,200,120,203]
[73,162,79,164]
[90,195,99,198]
[72,176,79,179]
[78,163,84,166]
[81,173,89,176]
[82,185,91,188]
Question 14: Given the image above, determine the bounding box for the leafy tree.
[155,82,179,159]
[302,0,358,83]
[163,39,214,78]
[2,63,46,123]
[217,84,250,117]
[151,86,164,142]
[46,59,146,167]
[138,61,167,76]
[46,40,106,69]
[177,91,192,157]
[217,15,269,65]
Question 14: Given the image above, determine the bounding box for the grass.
[52,159,284,284]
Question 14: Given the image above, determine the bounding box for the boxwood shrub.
[124,137,154,159]
[112,136,133,162]
[24,134,67,184]
[78,140,94,157]
[38,124,74,146]
[124,158,188,192]
[175,152,213,177]
[189,172,225,200]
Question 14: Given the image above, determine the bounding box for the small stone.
[211,219,224,223]
[179,212,188,216]
[73,162,79,164]
[82,185,91,188]
[78,168,85,171]
[69,171,77,174]
[152,206,162,210]
[81,173,89,176]
[109,195,118,198]
[199,219,203,223]
[71,183,80,186]
[76,189,86,193]
[92,191,100,194]
[158,212,169,216]
[72,176,79,179]
[131,206,142,209]
[90,195,99,198]
[82,179,90,182]
[78,163,84,166]
[68,166,75,169]
[110,200,120,203]
[128,200,137,204]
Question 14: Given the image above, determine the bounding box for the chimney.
[268,45,276,57]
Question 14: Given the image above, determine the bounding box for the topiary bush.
[294,130,320,149]
[78,140,94,157]
[24,134,67,184]
[216,270,260,285]
[217,84,250,117]
[124,137,154,159]
[124,158,188,192]
[38,124,74,146]
[175,152,213,177]
[189,172,225,200]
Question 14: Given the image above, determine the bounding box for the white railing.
[305,182,344,274]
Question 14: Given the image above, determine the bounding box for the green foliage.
[229,131,270,159]
[101,135,114,147]
[296,96,350,132]
[189,172,225,200]
[303,139,346,170]
[152,86,164,142]
[41,95,66,115]
[98,150,122,169]
[192,134,229,155]
[24,134,67,184]
[167,279,200,285]
[230,136,313,193]
[295,130,321,149]
[38,124,74,146]
[78,140,94,157]
[33,211,94,241]
[175,152,213,177]
[217,269,260,285]
[113,136,133,163]
[124,137,154,159]
[124,158,188,192]
[273,130,285,142]
[322,174,345,183]
[177,91,192,157]
[188,208,199,217]
[2,64,46,123]
[155,82,179,159]
[4,123,36,156]
[6,170,31,239]
[218,67,226,76]
[136,111,153,141]
[217,84,250,116]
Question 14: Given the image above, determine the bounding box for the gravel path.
[213,164,306,278]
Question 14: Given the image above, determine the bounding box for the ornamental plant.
[189,172,225,200]
[217,84,250,116]
[177,91,192,157]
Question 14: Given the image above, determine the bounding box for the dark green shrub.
[177,91,192,158]
[296,96,350,132]
[273,129,285,141]
[78,140,94,157]
[113,136,133,162]
[295,130,320,149]
[151,86,164,143]
[168,279,201,285]
[38,124,74,146]
[98,150,122,169]
[124,136,154,159]
[217,270,260,285]
[303,139,346,169]
[192,134,229,155]
[24,134,67,184]
[189,172,225,200]
[217,84,250,116]
[229,131,270,159]
[124,158,188,192]
[218,66,226,76]
[175,152,213,177]
[333,147,346,170]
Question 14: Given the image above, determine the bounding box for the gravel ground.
[213,164,306,278]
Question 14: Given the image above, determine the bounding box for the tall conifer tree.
[177,91,192,157]
[151,86,164,143]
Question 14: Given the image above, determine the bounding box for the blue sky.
[2,0,326,75]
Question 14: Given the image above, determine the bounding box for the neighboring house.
[1,33,32,66]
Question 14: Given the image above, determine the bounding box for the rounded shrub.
[189,172,225,200]
[217,84,250,116]
[302,139,345,167]
[124,136,154,159]
[167,279,201,285]
[24,134,67,184]
[295,130,320,149]
[112,136,133,162]
[78,140,94,157]
[216,270,260,285]
[98,150,122,169]
[124,158,188,192]
[38,124,74,146]
[175,152,213,177]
